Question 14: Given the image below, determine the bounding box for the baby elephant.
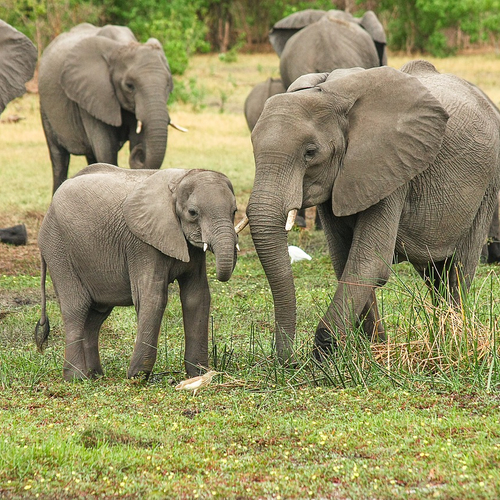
[35,164,239,381]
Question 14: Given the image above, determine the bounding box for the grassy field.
[1,52,500,499]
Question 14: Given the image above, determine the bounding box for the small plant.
[170,76,206,111]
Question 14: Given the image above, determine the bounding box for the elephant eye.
[125,82,135,92]
[304,146,318,161]
[188,208,198,218]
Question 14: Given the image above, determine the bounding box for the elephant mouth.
[129,144,145,169]
[190,240,209,251]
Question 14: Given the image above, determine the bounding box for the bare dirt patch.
[0,210,44,276]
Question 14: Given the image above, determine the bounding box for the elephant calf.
[35,164,240,381]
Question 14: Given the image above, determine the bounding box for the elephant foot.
[63,365,91,382]
[127,364,152,381]
[313,327,336,362]
[87,367,104,379]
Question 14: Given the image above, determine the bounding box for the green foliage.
[104,0,209,75]
[170,76,207,110]
[377,0,500,56]
[0,0,104,54]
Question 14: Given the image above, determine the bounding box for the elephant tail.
[34,255,50,353]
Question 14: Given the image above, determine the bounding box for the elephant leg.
[359,289,385,342]
[86,153,98,165]
[314,196,403,357]
[127,284,167,379]
[82,306,113,378]
[448,191,498,303]
[61,302,93,381]
[80,110,120,166]
[178,268,211,377]
[417,259,454,306]
[296,208,307,228]
[41,111,70,194]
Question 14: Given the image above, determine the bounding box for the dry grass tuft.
[372,302,499,377]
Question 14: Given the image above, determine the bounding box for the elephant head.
[60,35,173,170]
[0,20,37,114]
[246,66,448,358]
[123,169,238,282]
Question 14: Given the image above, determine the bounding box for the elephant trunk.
[131,86,170,170]
[247,190,297,360]
[210,224,238,282]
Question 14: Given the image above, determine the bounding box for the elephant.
[0,19,37,115]
[244,78,286,132]
[38,23,180,194]
[35,163,240,381]
[270,9,387,90]
[243,61,500,361]
[484,195,500,262]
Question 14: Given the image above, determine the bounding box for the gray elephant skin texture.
[246,61,500,361]
[270,9,387,90]
[35,164,239,381]
[0,19,37,114]
[38,23,174,194]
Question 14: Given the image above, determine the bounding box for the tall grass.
[2,52,500,499]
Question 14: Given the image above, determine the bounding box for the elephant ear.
[355,11,387,65]
[60,36,122,126]
[318,66,449,217]
[269,9,326,56]
[288,69,366,92]
[0,20,37,114]
[123,169,190,262]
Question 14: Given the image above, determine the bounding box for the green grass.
[1,52,500,498]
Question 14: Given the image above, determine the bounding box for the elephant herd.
[2,13,500,380]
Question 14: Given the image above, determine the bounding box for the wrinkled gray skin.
[247,61,500,361]
[39,23,174,194]
[244,78,286,132]
[0,19,37,114]
[36,164,239,381]
[270,9,387,89]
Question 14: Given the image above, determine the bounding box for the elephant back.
[280,16,379,89]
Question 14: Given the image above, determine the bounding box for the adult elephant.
[270,9,387,89]
[39,23,179,194]
[244,78,286,132]
[243,61,500,361]
[0,19,37,114]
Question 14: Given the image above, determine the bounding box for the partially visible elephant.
[244,78,286,132]
[484,194,500,262]
[35,164,240,380]
[0,19,37,115]
[39,23,177,194]
[270,9,387,89]
[244,61,500,361]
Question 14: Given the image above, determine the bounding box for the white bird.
[288,245,312,264]
[175,370,219,396]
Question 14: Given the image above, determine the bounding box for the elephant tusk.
[136,120,142,134]
[285,209,298,231]
[203,243,208,252]
[236,243,240,251]
[235,215,249,233]
[169,121,188,133]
